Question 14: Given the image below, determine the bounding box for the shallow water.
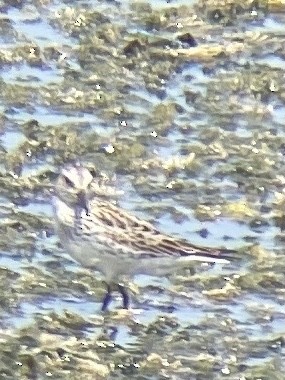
[0,0,285,378]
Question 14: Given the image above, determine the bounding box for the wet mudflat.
[0,0,285,378]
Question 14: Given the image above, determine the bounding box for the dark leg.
[117,284,130,309]
[101,283,112,312]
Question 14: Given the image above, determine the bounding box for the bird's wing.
[89,200,235,262]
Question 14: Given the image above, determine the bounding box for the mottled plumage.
[53,164,235,310]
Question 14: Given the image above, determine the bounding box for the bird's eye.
[63,175,74,187]
[89,168,97,178]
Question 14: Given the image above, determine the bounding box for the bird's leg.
[101,283,112,311]
[117,284,130,309]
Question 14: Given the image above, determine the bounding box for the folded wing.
[91,200,235,263]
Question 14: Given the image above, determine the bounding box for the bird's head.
[55,163,94,215]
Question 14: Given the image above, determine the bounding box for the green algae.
[0,0,284,378]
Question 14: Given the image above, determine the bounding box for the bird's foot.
[101,283,112,312]
[117,284,130,309]
[101,283,130,311]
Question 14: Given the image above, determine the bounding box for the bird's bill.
[76,190,90,215]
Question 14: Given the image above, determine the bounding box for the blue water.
[0,2,284,372]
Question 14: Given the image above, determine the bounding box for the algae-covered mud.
[0,0,285,378]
